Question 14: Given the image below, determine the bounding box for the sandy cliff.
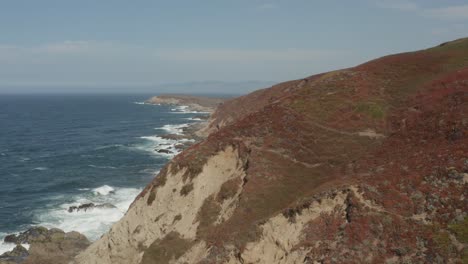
[75,38,468,263]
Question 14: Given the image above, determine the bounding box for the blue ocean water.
[0,94,203,250]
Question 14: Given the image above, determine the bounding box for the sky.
[0,0,467,94]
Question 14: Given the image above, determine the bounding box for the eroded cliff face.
[76,38,468,263]
[75,145,249,264]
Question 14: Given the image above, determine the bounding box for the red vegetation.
[139,38,468,263]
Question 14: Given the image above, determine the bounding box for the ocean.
[0,94,205,253]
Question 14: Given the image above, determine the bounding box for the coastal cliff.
[74,38,468,263]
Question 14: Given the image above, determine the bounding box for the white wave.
[0,233,15,255]
[32,167,48,171]
[35,186,141,241]
[184,117,203,121]
[0,153,6,156]
[88,165,117,170]
[134,101,161,106]
[138,168,160,175]
[19,157,30,162]
[168,105,210,114]
[170,111,210,114]
[0,232,31,255]
[92,185,115,196]
[171,105,189,112]
[156,123,189,135]
[136,135,194,157]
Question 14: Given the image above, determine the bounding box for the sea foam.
[157,123,189,135]
[0,232,31,255]
[35,185,141,241]
[92,185,115,196]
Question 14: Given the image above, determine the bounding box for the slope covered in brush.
[76,38,468,264]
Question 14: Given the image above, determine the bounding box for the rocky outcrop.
[0,245,28,264]
[145,95,226,113]
[76,38,468,263]
[75,144,250,264]
[156,149,173,154]
[1,227,90,264]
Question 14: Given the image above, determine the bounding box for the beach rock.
[3,226,49,244]
[0,245,29,264]
[68,203,116,213]
[3,235,17,244]
[156,149,173,154]
[1,227,90,264]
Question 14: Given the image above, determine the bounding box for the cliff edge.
[76,38,468,264]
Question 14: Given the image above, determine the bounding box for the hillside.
[75,38,468,263]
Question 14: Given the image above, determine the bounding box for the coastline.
[0,94,220,264]
[144,94,224,145]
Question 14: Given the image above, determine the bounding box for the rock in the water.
[157,149,173,154]
[68,203,116,213]
[68,203,95,213]
[96,203,117,209]
[3,235,17,244]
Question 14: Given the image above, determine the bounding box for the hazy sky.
[0,0,467,93]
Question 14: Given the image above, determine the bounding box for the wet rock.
[157,149,173,154]
[96,203,117,209]
[68,203,94,213]
[68,203,116,213]
[1,227,90,264]
[3,226,49,244]
[0,245,29,264]
[3,235,17,244]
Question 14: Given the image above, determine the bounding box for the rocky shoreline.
[149,96,222,155]
[0,227,90,264]
[1,95,220,264]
